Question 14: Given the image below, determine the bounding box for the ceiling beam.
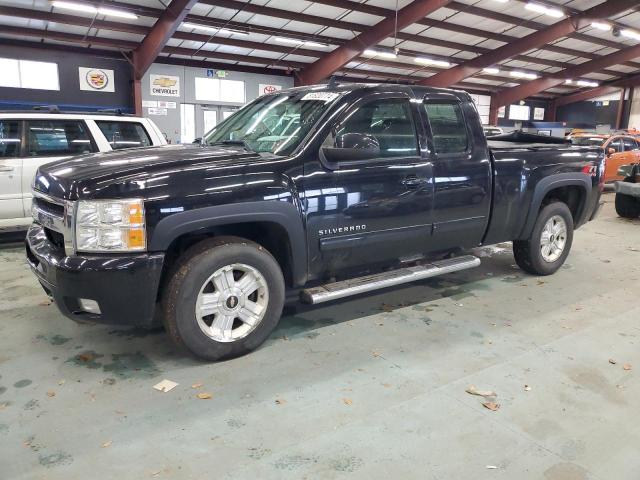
[419,0,638,88]
[554,73,640,107]
[295,0,454,85]
[132,0,199,79]
[492,43,640,117]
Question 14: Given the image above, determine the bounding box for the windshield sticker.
[301,92,340,102]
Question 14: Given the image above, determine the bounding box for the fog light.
[79,299,101,314]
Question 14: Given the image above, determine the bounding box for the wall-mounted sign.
[533,107,545,121]
[157,101,177,109]
[150,74,180,97]
[79,67,115,92]
[142,100,157,108]
[259,84,282,95]
[148,107,168,116]
[498,106,506,119]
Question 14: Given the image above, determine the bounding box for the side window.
[26,120,95,157]
[96,121,152,150]
[609,138,623,153]
[622,137,638,151]
[330,98,418,158]
[0,120,21,158]
[423,102,469,154]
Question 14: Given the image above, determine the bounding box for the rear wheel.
[162,237,285,361]
[615,192,640,218]
[513,202,574,276]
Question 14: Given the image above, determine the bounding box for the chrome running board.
[301,255,481,304]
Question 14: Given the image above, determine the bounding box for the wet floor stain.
[470,331,484,338]
[273,316,336,339]
[36,334,71,346]
[227,418,246,429]
[13,379,32,388]
[0,386,6,396]
[38,452,74,468]
[501,275,524,283]
[23,399,39,410]
[273,454,319,470]
[102,352,160,379]
[248,447,272,460]
[544,462,589,480]
[330,455,364,472]
[67,351,104,369]
[0,423,8,435]
[107,328,161,339]
[439,288,476,301]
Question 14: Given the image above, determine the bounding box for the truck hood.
[33,144,264,200]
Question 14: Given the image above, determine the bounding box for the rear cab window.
[622,137,639,151]
[26,120,96,157]
[0,120,21,158]
[95,121,152,150]
[423,102,469,154]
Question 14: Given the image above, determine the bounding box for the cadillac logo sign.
[79,67,115,92]
[86,69,108,90]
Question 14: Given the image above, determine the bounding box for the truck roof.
[275,82,472,103]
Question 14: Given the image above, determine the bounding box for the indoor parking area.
[0,1,639,479]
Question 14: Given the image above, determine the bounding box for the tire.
[615,192,640,219]
[162,236,285,361]
[513,202,574,276]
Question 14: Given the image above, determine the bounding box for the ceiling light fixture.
[565,79,573,84]
[414,57,451,67]
[50,1,137,19]
[621,29,640,41]
[510,70,538,80]
[274,37,328,48]
[182,23,249,36]
[591,21,611,31]
[524,2,564,18]
[483,67,500,74]
[576,80,599,87]
[491,0,509,3]
[363,49,397,59]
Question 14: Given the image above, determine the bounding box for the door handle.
[401,176,425,188]
[0,166,14,172]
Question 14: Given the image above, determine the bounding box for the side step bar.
[301,255,481,305]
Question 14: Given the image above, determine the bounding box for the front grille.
[33,196,65,218]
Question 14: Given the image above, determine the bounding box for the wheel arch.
[518,173,592,240]
[149,201,307,287]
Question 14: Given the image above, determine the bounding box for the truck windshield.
[203,91,339,156]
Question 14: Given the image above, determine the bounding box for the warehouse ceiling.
[1,0,640,102]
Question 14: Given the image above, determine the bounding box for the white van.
[0,111,166,231]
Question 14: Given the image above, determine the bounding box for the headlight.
[75,199,146,253]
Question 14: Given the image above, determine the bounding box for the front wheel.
[615,192,640,219]
[162,237,285,361]
[513,202,574,276]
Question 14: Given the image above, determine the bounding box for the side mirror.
[322,133,380,163]
[193,137,202,145]
[607,147,616,156]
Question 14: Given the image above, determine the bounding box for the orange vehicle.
[571,133,640,182]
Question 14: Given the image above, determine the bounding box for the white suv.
[0,112,166,231]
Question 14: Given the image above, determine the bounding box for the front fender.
[518,173,592,239]
[148,201,307,285]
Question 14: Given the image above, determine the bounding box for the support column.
[616,88,626,130]
[133,76,142,117]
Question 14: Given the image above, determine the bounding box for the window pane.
[96,121,152,150]
[335,99,418,158]
[622,138,637,151]
[424,102,469,154]
[220,79,245,103]
[0,58,20,88]
[195,77,220,102]
[19,60,59,90]
[0,120,21,158]
[609,139,622,153]
[27,121,93,157]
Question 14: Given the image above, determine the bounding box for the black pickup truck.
[27,84,605,360]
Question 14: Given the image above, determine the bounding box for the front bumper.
[26,223,165,327]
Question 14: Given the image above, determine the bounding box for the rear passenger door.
[421,96,492,250]
[94,121,153,150]
[23,119,96,214]
[0,119,23,220]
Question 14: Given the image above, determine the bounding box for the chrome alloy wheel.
[195,263,269,342]
[540,215,567,263]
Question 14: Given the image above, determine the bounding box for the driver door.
[0,119,24,221]
[316,93,434,275]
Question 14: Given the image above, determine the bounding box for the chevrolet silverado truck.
[26,84,605,361]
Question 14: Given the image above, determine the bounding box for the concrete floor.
[1,193,639,480]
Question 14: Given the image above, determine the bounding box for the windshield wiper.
[208,140,256,152]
